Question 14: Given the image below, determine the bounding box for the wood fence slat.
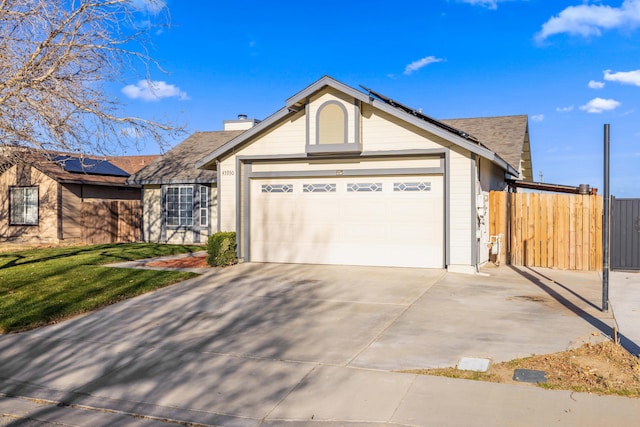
[512,192,520,266]
[555,195,564,269]
[547,194,555,268]
[575,195,583,270]
[595,195,603,269]
[520,193,526,266]
[568,196,576,269]
[589,195,596,270]
[540,194,547,267]
[533,193,542,267]
[581,195,590,270]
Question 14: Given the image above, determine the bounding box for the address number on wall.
[221,170,234,176]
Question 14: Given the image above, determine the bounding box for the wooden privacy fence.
[490,191,602,271]
[81,200,142,244]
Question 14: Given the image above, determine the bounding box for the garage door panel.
[250,175,443,268]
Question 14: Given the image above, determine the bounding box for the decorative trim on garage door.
[393,182,432,192]
[303,183,336,192]
[261,184,294,193]
[347,182,382,192]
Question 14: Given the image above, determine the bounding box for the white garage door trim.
[243,165,446,269]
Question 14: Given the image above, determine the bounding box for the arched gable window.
[317,101,347,145]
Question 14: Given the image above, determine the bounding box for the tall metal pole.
[602,124,610,312]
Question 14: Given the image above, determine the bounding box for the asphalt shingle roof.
[440,115,529,173]
[128,131,244,185]
[107,155,159,175]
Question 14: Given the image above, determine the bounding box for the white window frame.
[9,186,38,225]
[200,185,208,227]
[166,186,193,227]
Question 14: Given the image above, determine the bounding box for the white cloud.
[579,97,621,113]
[556,105,574,113]
[403,56,444,75]
[122,80,189,102]
[604,69,640,86]
[531,114,544,122]
[588,80,605,89]
[536,0,640,41]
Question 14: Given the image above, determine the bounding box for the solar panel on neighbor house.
[53,156,130,177]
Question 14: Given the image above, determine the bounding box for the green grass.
[0,243,202,333]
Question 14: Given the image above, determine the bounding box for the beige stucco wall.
[0,165,59,243]
[142,185,162,242]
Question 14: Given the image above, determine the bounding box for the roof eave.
[127,177,217,186]
[57,178,138,187]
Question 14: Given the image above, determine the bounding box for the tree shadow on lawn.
[0,243,201,271]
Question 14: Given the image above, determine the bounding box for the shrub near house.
[207,231,237,267]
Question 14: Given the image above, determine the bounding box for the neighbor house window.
[166,186,193,226]
[9,186,38,225]
[200,185,208,227]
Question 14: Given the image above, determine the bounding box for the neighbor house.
[136,76,533,273]
[0,151,156,244]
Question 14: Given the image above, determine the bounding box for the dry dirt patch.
[404,341,640,397]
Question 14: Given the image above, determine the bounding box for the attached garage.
[196,76,530,273]
[249,174,444,268]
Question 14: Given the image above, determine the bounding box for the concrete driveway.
[1,262,632,426]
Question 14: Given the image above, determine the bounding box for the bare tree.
[0,0,182,164]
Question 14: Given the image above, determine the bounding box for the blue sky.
[121,0,640,197]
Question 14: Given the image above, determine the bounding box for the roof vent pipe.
[578,184,590,195]
[238,114,247,120]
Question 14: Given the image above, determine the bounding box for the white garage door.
[249,175,444,268]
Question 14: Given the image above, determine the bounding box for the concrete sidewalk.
[609,270,640,356]
[2,364,639,427]
[0,263,638,426]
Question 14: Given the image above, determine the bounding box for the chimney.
[223,114,260,131]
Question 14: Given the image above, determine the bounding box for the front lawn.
[0,243,202,333]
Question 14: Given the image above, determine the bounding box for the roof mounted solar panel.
[53,156,130,177]
[359,85,482,145]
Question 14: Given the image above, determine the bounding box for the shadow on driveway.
[513,266,640,357]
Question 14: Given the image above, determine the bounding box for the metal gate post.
[602,124,610,312]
